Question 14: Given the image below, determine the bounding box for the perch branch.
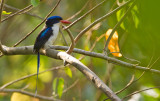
[0,45,121,101]
[1,45,160,75]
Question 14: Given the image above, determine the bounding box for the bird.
[33,16,71,95]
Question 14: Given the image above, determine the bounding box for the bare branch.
[66,0,90,21]
[122,86,160,101]
[0,0,5,22]
[1,45,160,75]
[115,75,135,95]
[0,88,62,101]
[0,66,64,89]
[59,29,69,46]
[62,25,75,54]
[4,4,43,20]
[1,5,33,23]
[1,45,121,101]
[74,0,133,44]
[64,0,106,30]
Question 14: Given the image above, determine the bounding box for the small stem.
[0,0,5,22]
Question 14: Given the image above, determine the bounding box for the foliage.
[0,0,160,101]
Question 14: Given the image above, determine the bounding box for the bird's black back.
[33,27,53,53]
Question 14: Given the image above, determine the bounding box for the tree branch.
[0,45,121,101]
[1,5,33,23]
[0,66,64,89]
[64,0,106,30]
[1,45,160,75]
[0,0,5,22]
[4,4,43,20]
[0,88,62,101]
[74,0,133,43]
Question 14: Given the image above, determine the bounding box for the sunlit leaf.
[31,0,40,7]
[105,29,122,57]
[116,9,125,30]
[2,11,11,15]
[11,92,39,101]
[65,67,72,78]
[131,5,139,28]
[52,78,57,95]
[57,78,64,98]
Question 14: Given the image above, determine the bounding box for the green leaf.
[131,5,139,28]
[116,9,125,30]
[52,78,57,96]
[65,67,72,78]
[2,11,11,15]
[57,78,64,98]
[31,0,40,7]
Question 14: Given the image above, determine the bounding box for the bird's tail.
[35,52,40,96]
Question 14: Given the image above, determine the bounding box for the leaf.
[116,9,125,30]
[105,29,122,57]
[131,5,139,28]
[31,0,40,7]
[65,67,72,78]
[11,92,31,101]
[57,78,64,98]
[2,11,11,15]
[52,78,57,95]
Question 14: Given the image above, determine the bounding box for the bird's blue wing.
[33,27,53,53]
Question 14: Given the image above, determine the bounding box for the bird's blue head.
[46,16,71,27]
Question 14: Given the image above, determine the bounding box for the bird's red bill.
[60,20,71,24]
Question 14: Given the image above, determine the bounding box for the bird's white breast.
[44,23,60,49]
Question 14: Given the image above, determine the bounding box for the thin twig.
[66,0,90,21]
[0,41,5,53]
[1,5,33,23]
[59,29,69,46]
[114,56,160,96]
[13,0,61,47]
[62,25,75,54]
[122,86,160,101]
[64,0,106,30]
[115,75,135,95]
[54,79,79,97]
[0,88,62,101]
[103,0,136,52]
[4,4,43,19]
[0,0,5,22]
[0,65,64,90]
[78,34,105,60]
[74,0,133,44]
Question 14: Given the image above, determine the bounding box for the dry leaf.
[105,29,122,57]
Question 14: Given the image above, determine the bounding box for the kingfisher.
[33,16,71,94]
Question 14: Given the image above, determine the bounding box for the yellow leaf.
[2,11,12,15]
[11,92,39,101]
[105,29,122,57]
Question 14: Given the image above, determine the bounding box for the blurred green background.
[0,0,160,101]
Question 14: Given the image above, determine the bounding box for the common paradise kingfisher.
[33,16,71,94]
